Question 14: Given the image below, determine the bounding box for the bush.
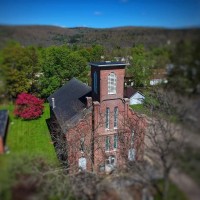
[14,93,44,120]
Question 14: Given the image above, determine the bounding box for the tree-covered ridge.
[0,25,199,49]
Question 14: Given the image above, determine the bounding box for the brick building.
[47,61,145,173]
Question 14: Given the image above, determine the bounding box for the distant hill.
[0,25,199,49]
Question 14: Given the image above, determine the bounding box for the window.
[80,137,84,152]
[128,148,136,161]
[79,157,87,171]
[105,136,110,151]
[105,155,116,173]
[131,130,134,146]
[93,71,97,94]
[114,107,118,128]
[105,107,110,129]
[108,72,117,94]
[114,134,118,149]
[106,155,116,166]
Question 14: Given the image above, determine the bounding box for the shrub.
[14,93,44,120]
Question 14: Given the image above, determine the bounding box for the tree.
[132,89,186,200]
[150,47,171,69]
[128,45,152,87]
[1,42,40,99]
[169,39,200,94]
[39,46,88,98]
[14,93,44,120]
[90,45,104,62]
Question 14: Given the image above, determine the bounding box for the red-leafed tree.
[14,93,44,120]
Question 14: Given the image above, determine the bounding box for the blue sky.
[0,0,200,28]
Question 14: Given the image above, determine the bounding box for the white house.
[150,68,168,86]
[124,87,145,105]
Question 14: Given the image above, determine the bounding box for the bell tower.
[90,61,127,103]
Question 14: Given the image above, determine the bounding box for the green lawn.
[0,103,57,162]
[155,180,188,200]
[130,104,150,115]
[0,103,58,199]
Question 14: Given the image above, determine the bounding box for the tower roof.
[89,61,127,67]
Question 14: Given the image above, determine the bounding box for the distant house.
[150,68,168,86]
[124,87,145,105]
[47,62,146,173]
[124,71,134,87]
[0,110,9,154]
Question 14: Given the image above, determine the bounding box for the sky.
[0,0,200,28]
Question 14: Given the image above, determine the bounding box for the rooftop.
[47,78,91,132]
[124,87,144,98]
[89,61,127,67]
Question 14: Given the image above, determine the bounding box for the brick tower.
[90,62,131,172]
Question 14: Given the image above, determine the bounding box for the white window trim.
[108,72,117,95]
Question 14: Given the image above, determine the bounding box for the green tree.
[90,45,104,62]
[128,45,152,87]
[77,48,91,62]
[169,40,200,94]
[1,42,40,99]
[150,47,171,69]
[39,46,88,98]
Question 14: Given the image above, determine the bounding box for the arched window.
[108,72,117,94]
[94,71,97,94]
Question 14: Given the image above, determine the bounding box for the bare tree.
[142,88,187,200]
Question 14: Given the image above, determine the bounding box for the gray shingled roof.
[47,78,91,131]
[0,110,9,138]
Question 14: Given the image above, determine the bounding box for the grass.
[130,104,150,116]
[0,103,57,162]
[155,180,188,200]
[0,103,58,199]
[177,145,200,186]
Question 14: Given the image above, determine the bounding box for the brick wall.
[0,137,4,154]
[64,64,146,173]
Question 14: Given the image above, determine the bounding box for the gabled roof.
[124,87,144,98]
[0,110,9,138]
[47,78,91,131]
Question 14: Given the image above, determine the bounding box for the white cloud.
[94,11,102,16]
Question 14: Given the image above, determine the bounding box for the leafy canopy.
[14,93,44,120]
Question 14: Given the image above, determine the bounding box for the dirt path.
[170,168,200,200]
